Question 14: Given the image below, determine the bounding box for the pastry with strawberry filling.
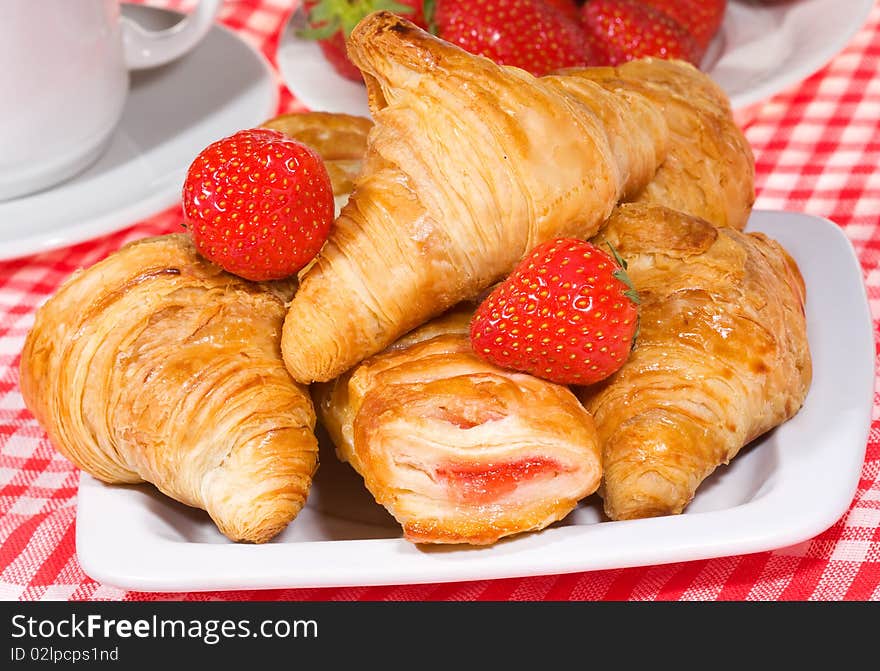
[314,305,602,545]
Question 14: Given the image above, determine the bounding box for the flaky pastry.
[20,235,319,543]
[571,59,755,229]
[579,204,811,520]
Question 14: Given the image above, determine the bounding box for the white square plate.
[76,210,874,592]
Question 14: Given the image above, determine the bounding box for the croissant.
[281,11,682,384]
[19,235,319,543]
[264,62,753,227]
[578,204,812,520]
[572,59,755,229]
[314,305,602,545]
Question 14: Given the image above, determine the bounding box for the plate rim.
[74,210,875,592]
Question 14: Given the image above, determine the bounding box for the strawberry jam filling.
[435,457,563,505]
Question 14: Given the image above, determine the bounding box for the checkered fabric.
[2,0,879,602]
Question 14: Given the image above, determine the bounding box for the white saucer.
[704,0,873,110]
[277,0,872,117]
[0,5,278,262]
[278,8,371,118]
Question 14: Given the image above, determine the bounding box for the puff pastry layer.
[570,59,755,229]
[579,204,812,520]
[20,235,319,543]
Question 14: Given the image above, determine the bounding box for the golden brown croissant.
[19,235,319,543]
[314,305,602,545]
[281,12,681,384]
[578,204,811,520]
[571,59,755,229]
[260,111,373,196]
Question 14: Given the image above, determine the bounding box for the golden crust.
[261,111,373,196]
[281,12,675,384]
[570,59,755,229]
[19,234,319,543]
[579,204,811,520]
[314,310,602,545]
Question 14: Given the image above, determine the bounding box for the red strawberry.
[581,0,700,66]
[430,0,594,77]
[470,238,640,386]
[301,0,428,82]
[640,0,726,58]
[540,0,581,23]
[315,31,363,82]
[182,129,334,282]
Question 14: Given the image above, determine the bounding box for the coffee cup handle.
[121,0,223,70]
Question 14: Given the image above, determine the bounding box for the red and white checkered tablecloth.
[1,0,879,602]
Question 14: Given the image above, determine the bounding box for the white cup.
[0,0,222,201]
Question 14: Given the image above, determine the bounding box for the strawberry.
[580,0,700,67]
[470,238,640,386]
[429,0,594,77]
[300,0,428,82]
[182,128,334,282]
[640,0,726,58]
[540,0,581,23]
[315,30,363,82]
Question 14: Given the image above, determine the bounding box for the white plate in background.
[706,0,873,109]
[277,0,873,117]
[0,5,278,262]
[75,210,873,591]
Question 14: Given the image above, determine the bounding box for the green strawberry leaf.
[297,17,342,40]
[423,0,438,34]
[298,0,419,39]
[606,243,641,306]
[309,2,338,25]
